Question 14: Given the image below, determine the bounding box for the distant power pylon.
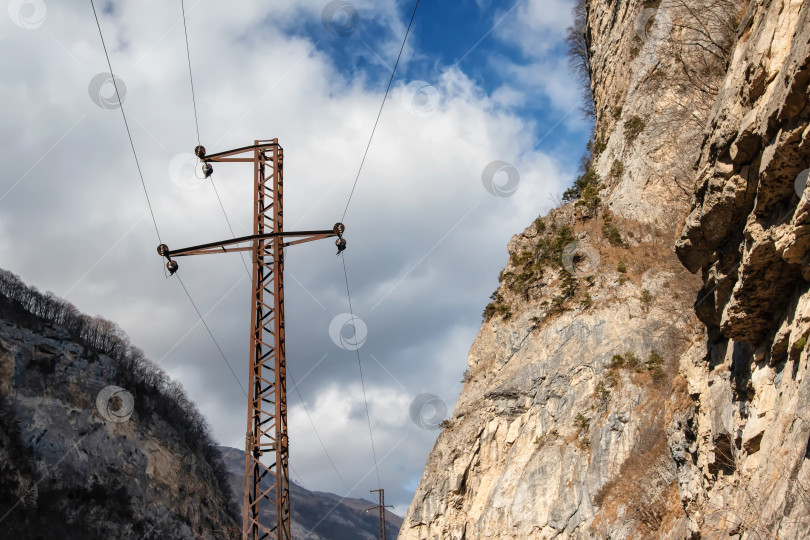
[158,139,345,540]
[366,488,393,540]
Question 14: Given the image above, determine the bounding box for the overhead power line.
[340,253,382,490]
[341,0,421,222]
[180,0,201,146]
[95,0,423,525]
[289,370,351,492]
[90,0,162,245]
[177,274,248,397]
[91,0,246,399]
[179,0,252,280]
[334,0,425,499]
[333,0,425,497]
[178,2,361,504]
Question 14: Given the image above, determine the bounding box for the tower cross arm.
[158,228,341,258]
[201,141,279,162]
[157,222,346,273]
[161,138,344,538]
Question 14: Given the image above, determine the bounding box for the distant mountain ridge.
[217,446,402,539]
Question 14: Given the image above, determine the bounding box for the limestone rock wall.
[673,0,810,536]
[400,0,729,537]
[0,316,239,539]
[399,0,810,538]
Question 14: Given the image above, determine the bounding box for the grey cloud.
[0,0,580,514]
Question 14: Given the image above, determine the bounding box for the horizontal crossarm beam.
[162,230,337,258]
[203,142,279,162]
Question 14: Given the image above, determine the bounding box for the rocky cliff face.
[673,0,810,536]
[400,0,810,538]
[0,290,239,539]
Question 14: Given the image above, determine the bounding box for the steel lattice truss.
[158,139,344,540]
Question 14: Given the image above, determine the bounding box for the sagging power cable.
[179,0,252,279]
[177,274,248,397]
[91,0,246,396]
[90,0,162,245]
[340,253,382,490]
[341,0,421,222]
[289,370,352,492]
[180,0,201,147]
[335,0,424,496]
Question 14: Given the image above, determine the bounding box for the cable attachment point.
[334,223,346,254]
[201,162,213,178]
[194,145,206,158]
[157,244,178,275]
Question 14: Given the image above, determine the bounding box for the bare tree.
[566,0,595,119]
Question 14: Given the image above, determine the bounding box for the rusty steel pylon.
[158,139,345,539]
[366,489,393,540]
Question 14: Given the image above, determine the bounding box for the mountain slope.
[217,446,403,539]
[0,269,239,539]
[0,267,406,539]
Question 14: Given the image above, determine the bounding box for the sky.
[0,0,591,518]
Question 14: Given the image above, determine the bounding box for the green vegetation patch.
[482,291,511,321]
[564,164,600,204]
[609,159,624,181]
[603,223,623,246]
[624,115,646,143]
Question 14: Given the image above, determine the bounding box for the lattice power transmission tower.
[366,488,393,540]
[158,139,345,539]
